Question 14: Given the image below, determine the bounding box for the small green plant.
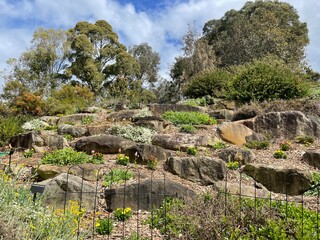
[95,218,114,235]
[81,115,94,125]
[125,231,149,240]
[116,154,130,166]
[146,156,158,170]
[162,111,217,125]
[273,150,288,159]
[295,135,314,146]
[244,140,270,150]
[304,172,320,196]
[22,119,48,131]
[179,124,197,134]
[92,151,103,162]
[187,146,197,156]
[64,134,73,141]
[211,141,227,149]
[23,148,34,158]
[114,207,133,221]
[44,125,58,131]
[104,169,133,187]
[227,161,239,170]
[280,140,291,151]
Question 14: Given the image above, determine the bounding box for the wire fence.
[36,166,320,240]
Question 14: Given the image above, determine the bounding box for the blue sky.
[0,0,319,90]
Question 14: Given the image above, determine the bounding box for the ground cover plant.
[162,111,217,125]
[110,124,156,144]
[103,169,134,187]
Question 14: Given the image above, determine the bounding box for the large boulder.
[301,150,320,169]
[58,124,88,138]
[166,156,226,185]
[58,113,98,125]
[39,173,96,210]
[218,148,254,165]
[253,111,320,139]
[40,116,60,126]
[217,122,255,145]
[214,181,269,198]
[104,178,196,211]
[40,131,69,150]
[124,144,168,164]
[87,124,111,136]
[133,116,169,132]
[148,104,204,116]
[106,110,140,122]
[74,134,135,154]
[152,133,211,151]
[243,164,312,195]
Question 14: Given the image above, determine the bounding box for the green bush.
[40,148,103,165]
[273,150,288,159]
[95,218,114,235]
[187,146,197,156]
[244,140,270,150]
[211,141,227,149]
[179,124,197,134]
[104,169,133,187]
[231,56,310,103]
[184,69,232,99]
[116,154,130,166]
[162,111,217,125]
[295,135,314,146]
[110,125,156,144]
[227,161,239,170]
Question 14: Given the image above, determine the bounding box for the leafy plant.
[163,111,217,125]
[211,141,227,149]
[180,97,208,107]
[23,148,34,158]
[187,146,197,156]
[44,125,58,131]
[64,134,73,141]
[244,140,270,150]
[280,140,291,151]
[227,161,240,170]
[110,124,156,144]
[179,124,197,134]
[22,119,48,131]
[0,115,29,146]
[116,154,130,166]
[304,172,320,196]
[92,151,103,162]
[95,218,114,235]
[81,115,94,125]
[146,156,158,170]
[114,207,133,221]
[104,169,133,187]
[273,150,288,159]
[295,135,314,146]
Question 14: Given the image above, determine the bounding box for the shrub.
[179,124,197,134]
[116,154,130,166]
[280,141,291,151]
[114,207,133,221]
[273,150,288,159]
[110,125,156,144]
[231,56,310,103]
[22,119,48,131]
[63,134,73,141]
[244,140,270,150]
[162,111,217,125]
[95,218,114,235]
[187,146,197,156]
[227,161,239,170]
[295,135,314,146]
[146,156,158,170]
[0,115,30,146]
[15,92,44,116]
[211,141,227,149]
[23,149,34,158]
[40,148,103,165]
[81,116,94,125]
[104,169,133,187]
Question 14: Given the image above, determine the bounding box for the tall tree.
[203,0,309,67]
[67,20,139,95]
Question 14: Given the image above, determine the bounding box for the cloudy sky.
[0,0,319,90]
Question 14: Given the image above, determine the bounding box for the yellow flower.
[95,222,100,227]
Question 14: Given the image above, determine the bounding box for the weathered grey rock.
[106,110,140,122]
[87,124,111,136]
[58,124,88,138]
[152,133,211,151]
[133,116,169,132]
[243,164,312,195]
[217,122,255,145]
[82,106,103,113]
[40,131,69,150]
[74,134,135,154]
[166,156,226,185]
[104,178,196,211]
[253,111,320,139]
[10,131,44,150]
[124,144,168,164]
[40,116,60,126]
[148,104,204,116]
[208,109,234,121]
[39,173,96,210]
[301,150,320,169]
[218,148,254,165]
[58,113,97,125]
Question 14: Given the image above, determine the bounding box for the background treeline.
[1,0,320,117]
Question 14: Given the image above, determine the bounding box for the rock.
[166,156,226,185]
[217,122,255,145]
[301,150,320,169]
[152,133,211,151]
[40,131,69,150]
[74,134,135,154]
[208,109,234,121]
[106,110,140,122]
[40,116,60,126]
[148,104,204,116]
[243,164,312,195]
[87,124,111,136]
[218,148,254,165]
[124,144,168,164]
[82,106,103,113]
[253,111,320,139]
[58,113,98,125]
[58,124,88,138]
[133,116,169,132]
[39,173,96,210]
[104,178,196,211]
[10,131,44,150]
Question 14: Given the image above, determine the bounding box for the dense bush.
[15,92,45,116]
[162,111,217,125]
[184,69,232,99]
[231,56,310,103]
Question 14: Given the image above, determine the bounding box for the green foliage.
[103,169,133,187]
[111,124,156,144]
[230,57,310,103]
[95,218,114,235]
[184,69,232,99]
[40,148,103,165]
[295,135,314,146]
[180,97,207,107]
[22,119,48,131]
[187,146,197,156]
[146,156,158,170]
[179,124,197,134]
[81,115,94,125]
[92,152,103,162]
[114,207,133,222]
[211,141,227,149]
[304,172,320,196]
[44,125,58,131]
[227,161,239,170]
[0,115,28,146]
[116,154,130,166]
[63,134,73,141]
[244,140,270,150]
[273,150,288,159]
[162,111,217,125]
[280,141,291,151]
[23,149,34,158]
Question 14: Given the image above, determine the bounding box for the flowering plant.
[116,154,130,166]
[114,207,132,221]
[95,218,114,235]
[146,156,158,170]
